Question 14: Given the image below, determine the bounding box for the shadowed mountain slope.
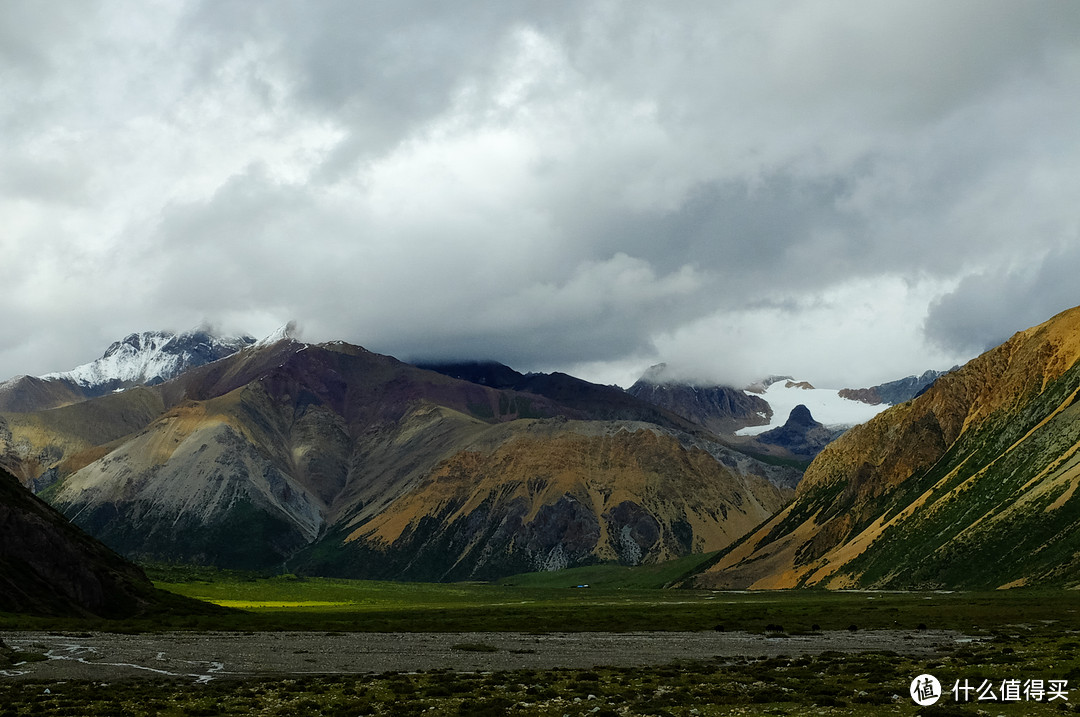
[416,360,707,432]
[693,305,1080,590]
[756,405,843,460]
[0,467,172,617]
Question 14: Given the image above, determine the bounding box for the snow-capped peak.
[41,328,255,392]
[252,321,300,349]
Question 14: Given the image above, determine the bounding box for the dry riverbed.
[1,629,963,683]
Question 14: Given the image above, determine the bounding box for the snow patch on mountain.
[41,329,254,391]
[736,379,890,436]
[252,321,299,349]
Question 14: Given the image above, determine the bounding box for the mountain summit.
[0,328,254,413]
[42,329,255,393]
[755,405,840,459]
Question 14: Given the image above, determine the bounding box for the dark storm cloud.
[925,244,1080,355]
[181,0,580,171]
[600,174,866,282]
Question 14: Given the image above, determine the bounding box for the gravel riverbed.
[0,629,964,683]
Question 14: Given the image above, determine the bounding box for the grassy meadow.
[143,563,1080,636]
[3,560,1077,635]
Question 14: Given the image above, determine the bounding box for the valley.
[4,310,1080,714]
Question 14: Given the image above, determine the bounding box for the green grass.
[73,567,1080,635]
[4,565,1080,638]
[148,569,1080,635]
[496,551,721,589]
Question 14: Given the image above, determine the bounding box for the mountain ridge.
[0,328,254,413]
[625,363,772,435]
[691,304,1080,590]
[838,368,955,406]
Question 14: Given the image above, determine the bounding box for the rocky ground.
[0,629,961,683]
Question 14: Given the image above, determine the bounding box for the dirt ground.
[0,629,964,683]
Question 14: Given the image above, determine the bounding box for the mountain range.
[5,306,1074,592]
[1,333,795,579]
[838,368,954,406]
[624,363,773,434]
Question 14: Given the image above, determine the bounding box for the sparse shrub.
[450,642,498,652]
[815,695,847,707]
[456,696,514,716]
[915,703,975,716]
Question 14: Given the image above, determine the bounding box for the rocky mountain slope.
[624,363,772,434]
[839,368,954,406]
[0,466,171,616]
[2,336,793,578]
[692,305,1080,590]
[298,419,786,580]
[0,329,253,413]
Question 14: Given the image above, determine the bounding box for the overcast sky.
[3,1,1079,389]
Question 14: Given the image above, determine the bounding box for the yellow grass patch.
[207,600,354,609]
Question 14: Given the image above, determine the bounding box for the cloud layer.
[3,1,1079,387]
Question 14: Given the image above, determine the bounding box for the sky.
[2,1,1079,390]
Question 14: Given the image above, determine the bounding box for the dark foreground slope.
[694,305,1080,590]
[0,467,169,617]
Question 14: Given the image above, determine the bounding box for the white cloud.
[650,275,968,389]
[1,1,1078,388]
